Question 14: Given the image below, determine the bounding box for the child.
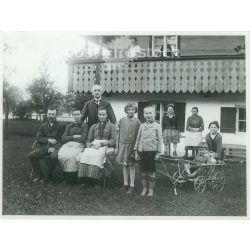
[205,121,223,160]
[117,103,141,194]
[184,141,217,177]
[134,106,162,197]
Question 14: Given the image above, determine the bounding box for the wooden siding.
[68,56,245,94]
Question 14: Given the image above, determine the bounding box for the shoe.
[120,185,128,191]
[173,151,177,157]
[126,186,134,194]
[33,177,40,183]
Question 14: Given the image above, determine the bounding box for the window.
[220,106,246,133]
[238,108,246,132]
[152,35,180,57]
[220,107,236,133]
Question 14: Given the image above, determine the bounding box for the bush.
[12,100,32,120]
[3,119,70,137]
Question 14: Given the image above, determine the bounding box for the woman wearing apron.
[184,107,204,158]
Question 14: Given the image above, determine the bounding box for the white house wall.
[105,92,246,154]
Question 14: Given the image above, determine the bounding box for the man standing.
[28,108,64,182]
[81,84,116,127]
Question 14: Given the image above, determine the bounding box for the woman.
[78,107,117,187]
[161,104,180,156]
[184,107,204,158]
[58,109,88,184]
[205,121,223,159]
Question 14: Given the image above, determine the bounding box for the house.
[67,35,246,156]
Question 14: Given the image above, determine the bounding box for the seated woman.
[205,121,223,160]
[58,108,88,184]
[78,107,117,187]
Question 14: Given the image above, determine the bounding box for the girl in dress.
[117,103,141,194]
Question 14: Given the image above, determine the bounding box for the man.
[28,108,64,182]
[127,37,141,58]
[81,84,116,127]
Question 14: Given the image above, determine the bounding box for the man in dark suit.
[81,84,116,127]
[28,108,64,182]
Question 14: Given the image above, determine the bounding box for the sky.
[3,32,93,97]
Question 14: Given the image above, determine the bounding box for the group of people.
[28,84,223,197]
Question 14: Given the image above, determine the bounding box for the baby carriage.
[157,151,226,195]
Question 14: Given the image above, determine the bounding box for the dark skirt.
[163,129,180,144]
[78,151,116,179]
[138,151,157,173]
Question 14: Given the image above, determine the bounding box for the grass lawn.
[2,135,247,216]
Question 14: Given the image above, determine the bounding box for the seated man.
[28,108,64,182]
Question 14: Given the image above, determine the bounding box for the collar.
[126,116,135,120]
[48,120,56,126]
[146,120,154,124]
[94,98,101,102]
[210,132,218,138]
[98,120,107,126]
[72,122,82,127]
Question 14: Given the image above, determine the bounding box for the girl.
[161,104,180,156]
[117,103,141,194]
[205,121,223,159]
[134,106,162,197]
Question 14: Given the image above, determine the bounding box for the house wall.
[104,92,246,154]
[106,35,245,57]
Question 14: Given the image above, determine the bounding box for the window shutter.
[220,107,236,133]
[174,102,186,132]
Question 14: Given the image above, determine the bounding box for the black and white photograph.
[2,32,247,216]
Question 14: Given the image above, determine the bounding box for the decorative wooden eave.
[67,55,245,94]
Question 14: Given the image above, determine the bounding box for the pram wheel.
[194,176,206,193]
[212,172,225,192]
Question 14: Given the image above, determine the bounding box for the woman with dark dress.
[205,121,223,159]
[78,107,117,187]
[58,109,88,184]
[161,104,180,156]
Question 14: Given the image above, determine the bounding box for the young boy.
[134,106,162,197]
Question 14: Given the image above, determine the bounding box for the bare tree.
[3,41,22,140]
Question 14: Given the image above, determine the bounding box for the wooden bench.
[222,144,246,158]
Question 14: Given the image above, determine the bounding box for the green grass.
[2,135,247,216]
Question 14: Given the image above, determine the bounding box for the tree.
[27,77,63,119]
[3,40,21,139]
[3,77,23,139]
[12,100,33,120]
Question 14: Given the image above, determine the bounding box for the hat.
[198,142,208,148]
